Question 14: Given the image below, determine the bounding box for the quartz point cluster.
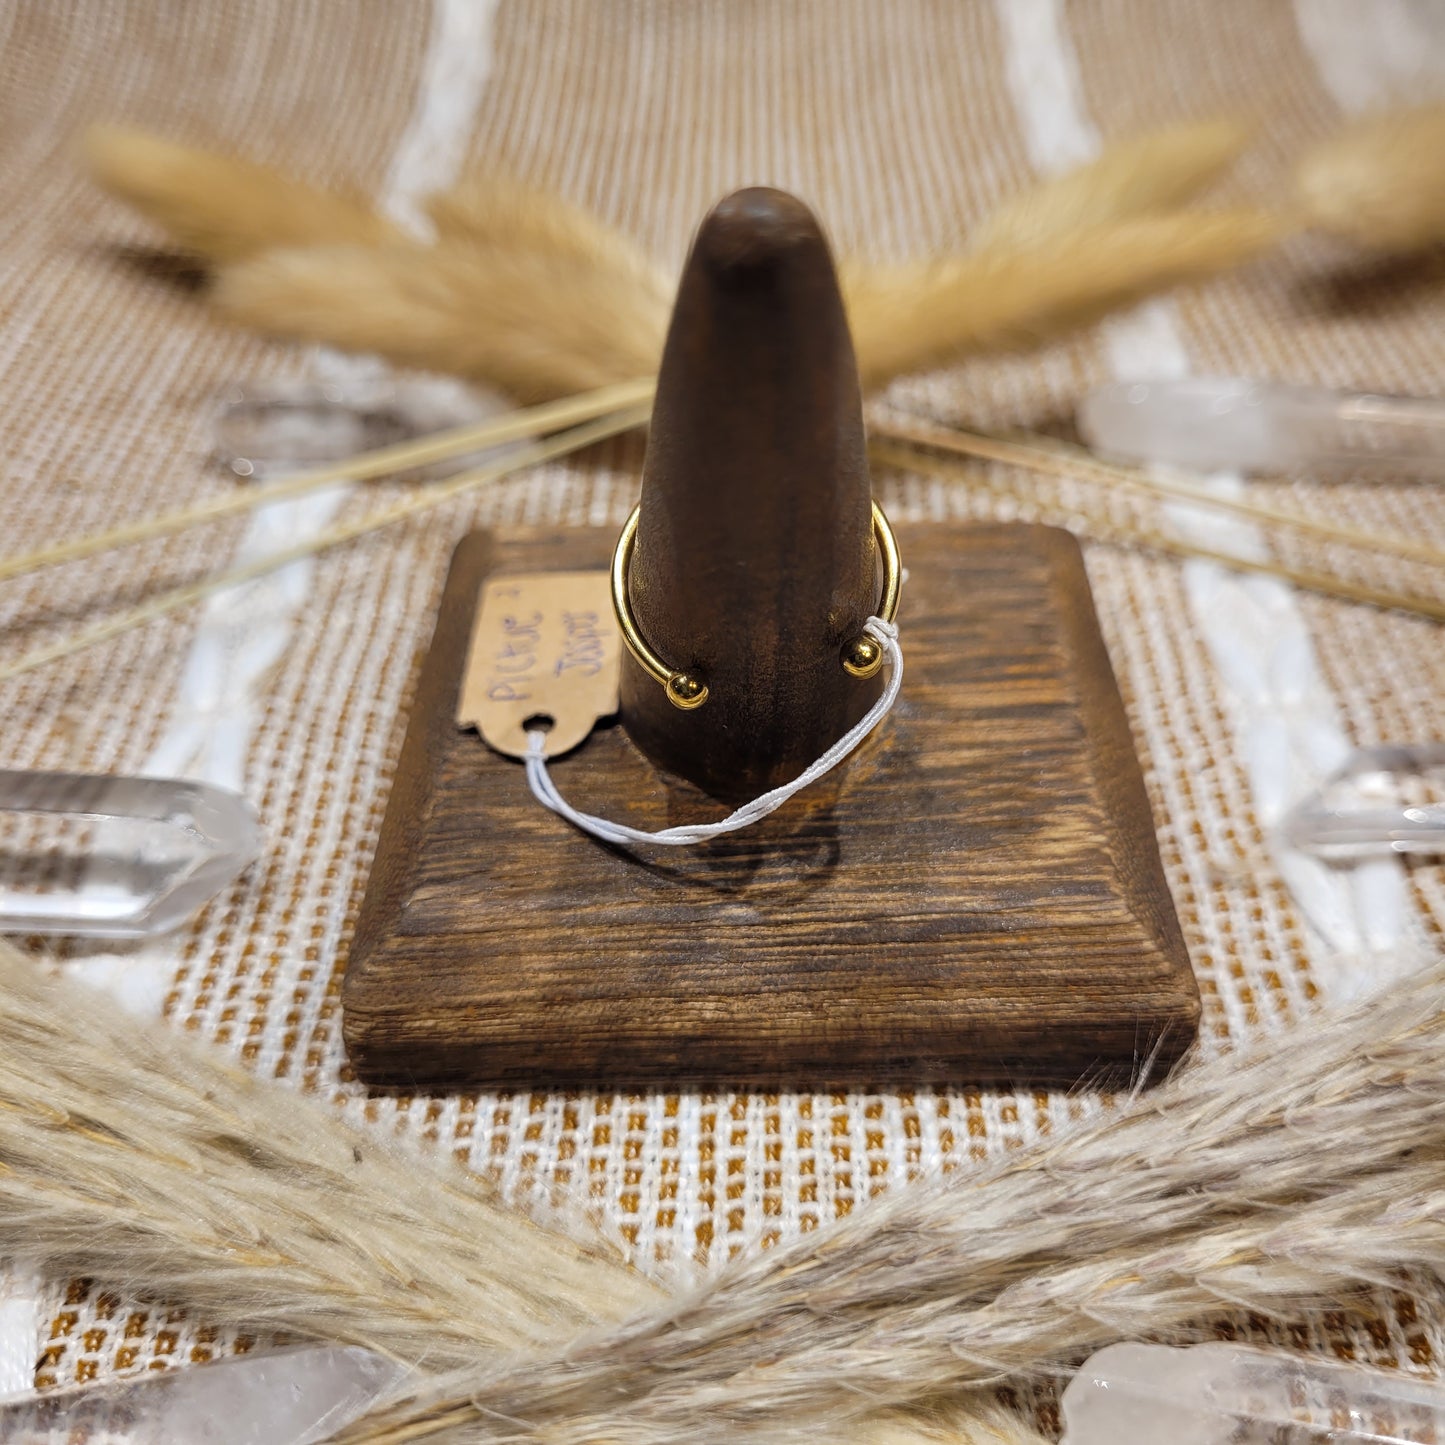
[0,770,261,938]
[213,374,495,479]
[0,1344,402,1443]
[1283,743,1445,860]
[1061,1342,1445,1445]
[1078,377,1445,476]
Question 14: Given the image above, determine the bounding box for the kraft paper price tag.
[457,572,621,759]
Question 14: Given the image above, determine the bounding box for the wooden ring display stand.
[343,188,1199,1089]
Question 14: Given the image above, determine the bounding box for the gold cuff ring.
[611,501,901,711]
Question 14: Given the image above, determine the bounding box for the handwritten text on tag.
[457,571,620,759]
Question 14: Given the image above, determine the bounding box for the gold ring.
[611,501,901,710]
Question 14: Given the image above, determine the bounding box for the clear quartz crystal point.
[213,376,496,479]
[0,771,261,938]
[1078,377,1445,476]
[1061,1342,1445,1445]
[0,1344,403,1444]
[1282,744,1445,860]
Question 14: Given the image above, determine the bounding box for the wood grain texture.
[344,523,1199,1089]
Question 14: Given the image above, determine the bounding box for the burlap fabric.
[2,0,1445,1423]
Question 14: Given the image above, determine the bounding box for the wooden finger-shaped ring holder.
[345,187,1199,1090]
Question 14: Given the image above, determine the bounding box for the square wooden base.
[344,523,1198,1089]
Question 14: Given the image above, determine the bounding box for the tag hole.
[523,713,556,733]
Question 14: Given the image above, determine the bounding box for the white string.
[525,618,902,847]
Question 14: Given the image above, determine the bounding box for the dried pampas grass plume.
[851,1404,1048,1445]
[0,936,658,1372]
[1295,103,1445,252]
[4,938,1445,1444]
[0,936,1038,1445]
[83,125,401,262]
[970,116,1251,251]
[844,210,1286,391]
[341,959,1445,1442]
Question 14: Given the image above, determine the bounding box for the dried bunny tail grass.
[83,125,401,263]
[971,116,1252,252]
[341,960,1445,1443]
[1296,103,1445,251]
[427,174,673,292]
[215,240,670,403]
[845,210,1288,391]
[0,937,660,1370]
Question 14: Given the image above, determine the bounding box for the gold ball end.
[842,635,884,678]
[666,673,709,710]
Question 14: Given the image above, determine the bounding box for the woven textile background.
[2,0,1445,1424]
